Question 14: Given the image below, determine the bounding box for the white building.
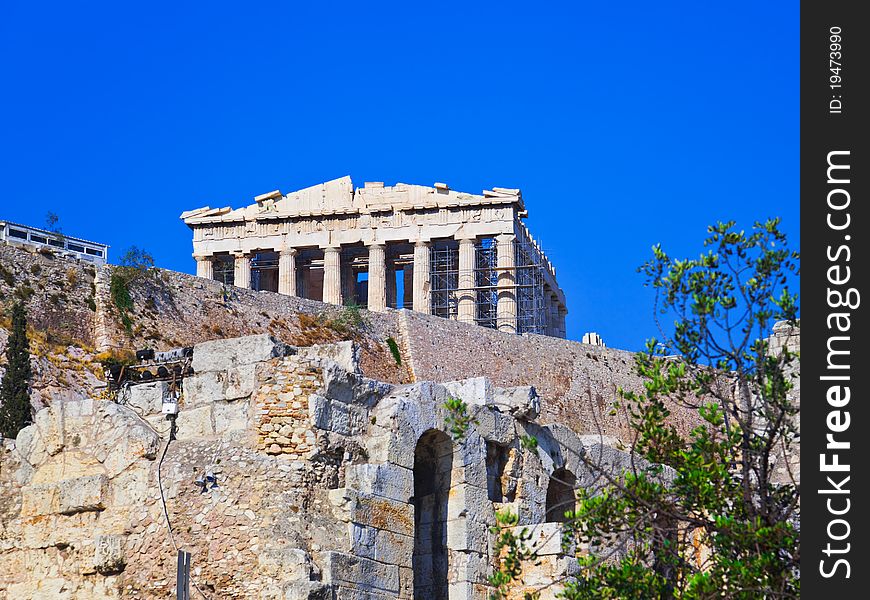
[0,220,109,265]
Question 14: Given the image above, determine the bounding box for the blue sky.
[0,1,798,350]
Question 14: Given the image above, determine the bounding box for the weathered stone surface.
[472,408,515,446]
[346,491,414,537]
[58,474,108,514]
[127,380,169,415]
[444,377,492,407]
[175,405,214,439]
[311,395,370,436]
[191,334,289,373]
[349,524,414,567]
[213,399,250,433]
[93,534,125,574]
[182,371,226,406]
[322,551,401,594]
[225,363,258,400]
[300,340,361,374]
[516,523,573,556]
[0,336,658,600]
[257,547,312,580]
[15,424,46,467]
[345,464,413,503]
[22,474,108,516]
[492,385,541,420]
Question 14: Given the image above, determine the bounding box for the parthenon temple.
[181,176,568,337]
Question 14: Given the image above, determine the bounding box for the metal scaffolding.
[428,234,549,335]
[513,233,548,335]
[430,242,459,320]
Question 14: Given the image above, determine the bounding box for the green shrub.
[386,337,402,366]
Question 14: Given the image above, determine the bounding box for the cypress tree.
[0,302,33,438]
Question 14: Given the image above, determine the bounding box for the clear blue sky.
[0,1,798,351]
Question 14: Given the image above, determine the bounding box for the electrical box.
[162,400,179,415]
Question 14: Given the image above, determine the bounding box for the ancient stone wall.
[397,309,706,443]
[0,335,638,599]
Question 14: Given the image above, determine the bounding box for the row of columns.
[193,236,524,335]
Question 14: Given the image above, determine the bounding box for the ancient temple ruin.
[181,177,568,337]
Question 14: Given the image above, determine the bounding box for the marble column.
[496,234,517,334]
[548,293,560,337]
[322,246,342,305]
[412,241,431,314]
[233,252,251,289]
[367,243,387,312]
[558,306,568,339]
[342,259,356,305]
[278,248,297,296]
[194,255,213,280]
[457,237,476,325]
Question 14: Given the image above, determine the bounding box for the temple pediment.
[181,176,525,225]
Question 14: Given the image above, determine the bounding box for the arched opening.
[412,429,453,600]
[545,468,577,523]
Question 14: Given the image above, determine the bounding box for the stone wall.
[0,335,643,599]
[397,309,705,443]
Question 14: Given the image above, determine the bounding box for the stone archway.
[545,467,577,523]
[412,429,453,600]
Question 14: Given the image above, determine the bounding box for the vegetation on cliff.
[0,302,33,438]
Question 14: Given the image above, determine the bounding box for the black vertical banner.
[802,0,869,597]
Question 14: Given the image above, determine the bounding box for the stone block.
[473,407,515,446]
[15,425,47,467]
[20,484,58,517]
[22,475,108,516]
[492,385,541,421]
[99,418,160,477]
[175,405,214,439]
[283,581,331,600]
[446,484,493,524]
[183,371,226,406]
[225,363,258,400]
[213,399,250,432]
[191,334,289,373]
[446,515,491,552]
[34,404,65,456]
[515,523,573,556]
[444,377,492,407]
[302,340,360,374]
[347,491,414,537]
[110,466,151,506]
[349,523,414,567]
[345,464,413,503]
[127,380,169,415]
[311,395,370,436]
[322,551,400,594]
[447,549,489,584]
[257,547,311,580]
[447,581,484,600]
[58,474,108,514]
[93,534,125,574]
